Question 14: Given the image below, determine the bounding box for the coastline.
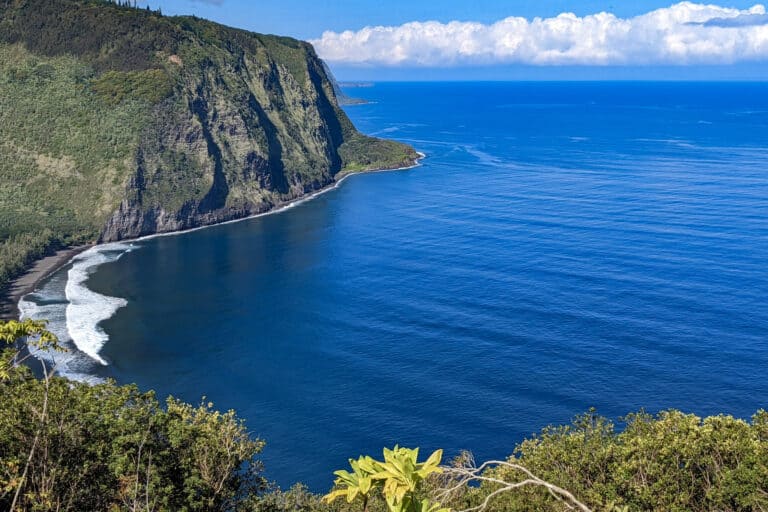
[0,153,424,322]
[0,245,92,321]
[129,153,425,244]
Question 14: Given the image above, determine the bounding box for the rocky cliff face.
[0,0,418,246]
[95,19,415,242]
[99,34,356,242]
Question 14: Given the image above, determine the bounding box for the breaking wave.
[18,243,135,381]
[64,244,133,365]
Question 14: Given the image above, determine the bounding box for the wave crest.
[64,243,133,365]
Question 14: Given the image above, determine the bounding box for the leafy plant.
[324,456,379,511]
[0,319,60,380]
[325,446,448,512]
[373,446,445,512]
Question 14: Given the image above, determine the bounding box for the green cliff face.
[0,0,418,271]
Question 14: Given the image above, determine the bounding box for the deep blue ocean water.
[21,82,768,490]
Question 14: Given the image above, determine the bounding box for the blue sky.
[147,0,768,79]
[152,0,759,38]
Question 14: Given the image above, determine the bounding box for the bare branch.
[438,459,593,512]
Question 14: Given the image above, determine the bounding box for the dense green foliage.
[440,409,768,512]
[0,231,57,295]
[91,69,175,105]
[1,320,265,512]
[0,0,178,72]
[338,135,419,175]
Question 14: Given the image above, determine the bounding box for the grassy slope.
[0,45,154,237]
[0,43,155,287]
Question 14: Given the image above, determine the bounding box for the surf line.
[64,243,134,365]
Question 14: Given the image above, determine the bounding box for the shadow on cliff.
[190,96,230,213]
[247,93,289,194]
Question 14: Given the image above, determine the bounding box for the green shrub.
[443,409,768,512]
[0,320,266,511]
[91,69,175,105]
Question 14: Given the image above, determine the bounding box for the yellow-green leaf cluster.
[324,456,378,505]
[324,446,448,512]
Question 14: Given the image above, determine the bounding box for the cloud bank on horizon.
[311,2,768,67]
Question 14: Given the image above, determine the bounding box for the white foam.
[370,126,401,136]
[19,274,104,383]
[64,243,133,365]
[18,294,56,364]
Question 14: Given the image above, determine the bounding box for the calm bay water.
[22,82,768,489]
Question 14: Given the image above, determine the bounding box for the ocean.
[19,82,768,489]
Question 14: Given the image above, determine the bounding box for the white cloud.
[311,2,768,66]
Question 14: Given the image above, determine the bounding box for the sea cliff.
[0,0,418,293]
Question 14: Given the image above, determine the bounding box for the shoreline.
[134,153,424,244]
[0,153,424,322]
[0,244,93,321]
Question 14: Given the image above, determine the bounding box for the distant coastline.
[2,153,424,324]
[338,82,374,88]
[336,83,373,105]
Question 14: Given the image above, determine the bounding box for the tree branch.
[437,458,592,512]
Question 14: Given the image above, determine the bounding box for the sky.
[145,0,768,80]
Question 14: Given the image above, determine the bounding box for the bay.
[23,82,768,489]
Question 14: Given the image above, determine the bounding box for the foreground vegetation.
[2,320,766,511]
[1,320,265,511]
